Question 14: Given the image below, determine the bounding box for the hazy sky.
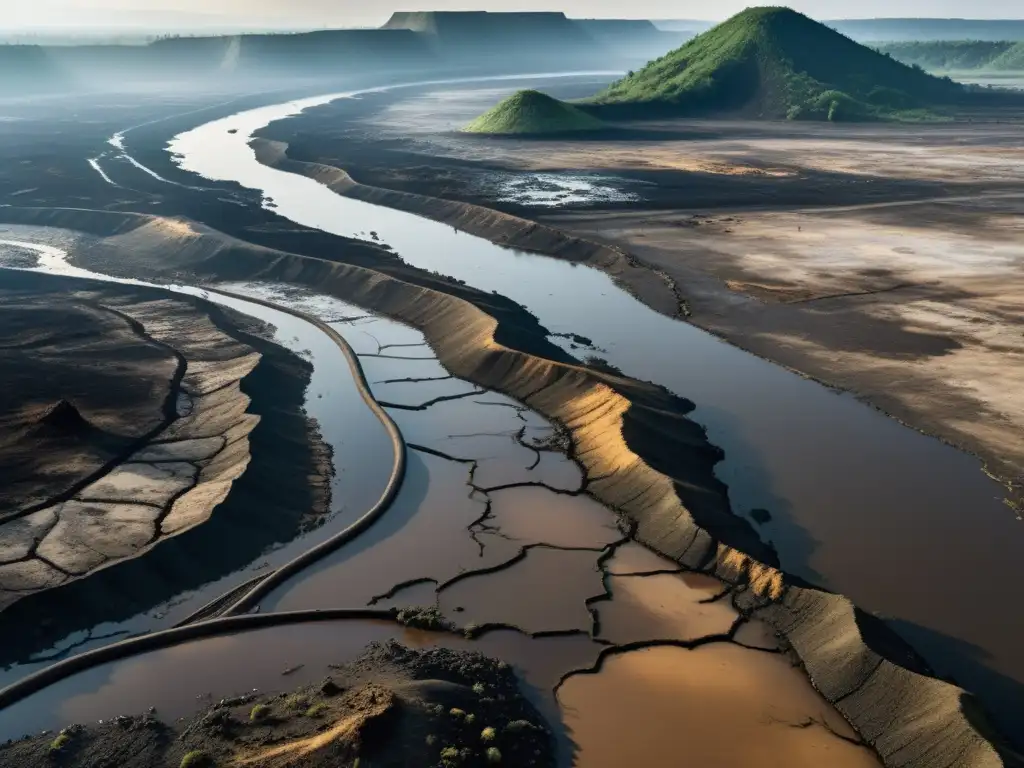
[8,0,1023,28]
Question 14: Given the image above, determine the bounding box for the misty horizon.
[3,1,1023,34]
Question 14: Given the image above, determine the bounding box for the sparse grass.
[284,694,309,711]
[180,751,212,768]
[395,606,453,631]
[505,719,537,732]
[304,702,329,718]
[249,704,271,722]
[589,6,965,121]
[463,90,605,135]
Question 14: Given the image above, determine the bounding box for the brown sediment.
[0,208,1009,766]
[557,644,879,768]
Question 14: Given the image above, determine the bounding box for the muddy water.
[558,644,879,768]
[216,283,609,617]
[169,81,1024,728]
[0,240,393,675]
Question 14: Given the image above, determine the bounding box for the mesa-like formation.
[591,7,966,120]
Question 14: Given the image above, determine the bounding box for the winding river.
[164,75,1024,732]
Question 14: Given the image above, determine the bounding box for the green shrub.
[180,751,212,768]
[48,733,70,752]
[249,704,271,722]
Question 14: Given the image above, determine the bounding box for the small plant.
[464,713,476,725]
[486,747,502,763]
[48,732,70,752]
[472,682,486,695]
[425,734,437,746]
[249,704,271,722]
[440,746,460,763]
[180,751,212,768]
[480,726,497,742]
[284,694,309,711]
[449,707,466,719]
[505,720,537,733]
[305,702,329,718]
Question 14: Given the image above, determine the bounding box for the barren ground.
[276,79,1024,502]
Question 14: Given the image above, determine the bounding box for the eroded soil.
[0,643,555,768]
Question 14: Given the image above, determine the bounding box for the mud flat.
[0,74,1012,762]
[0,208,1004,766]
[0,241,394,676]
[236,77,1024,747]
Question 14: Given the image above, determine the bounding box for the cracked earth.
[0,287,261,613]
[216,282,880,767]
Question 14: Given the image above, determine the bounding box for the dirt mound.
[35,399,92,434]
[0,642,554,768]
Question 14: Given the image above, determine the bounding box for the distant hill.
[382,11,679,68]
[989,42,1024,70]
[382,10,596,66]
[0,46,70,97]
[463,90,606,135]
[875,41,1014,71]
[590,7,966,121]
[826,18,1024,43]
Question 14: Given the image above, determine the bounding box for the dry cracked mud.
[0,271,331,659]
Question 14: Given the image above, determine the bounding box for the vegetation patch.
[180,751,211,768]
[463,90,606,135]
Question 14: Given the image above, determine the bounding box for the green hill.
[590,6,965,120]
[989,42,1024,70]
[875,41,1014,72]
[463,90,606,135]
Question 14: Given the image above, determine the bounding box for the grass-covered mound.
[590,6,965,121]
[463,89,606,135]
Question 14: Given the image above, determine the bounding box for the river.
[163,75,1024,734]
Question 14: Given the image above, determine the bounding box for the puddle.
[168,83,1024,726]
[558,644,880,768]
[595,573,735,645]
[439,547,606,634]
[488,172,641,207]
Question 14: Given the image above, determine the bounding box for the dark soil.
[0,270,331,667]
[0,642,555,768]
